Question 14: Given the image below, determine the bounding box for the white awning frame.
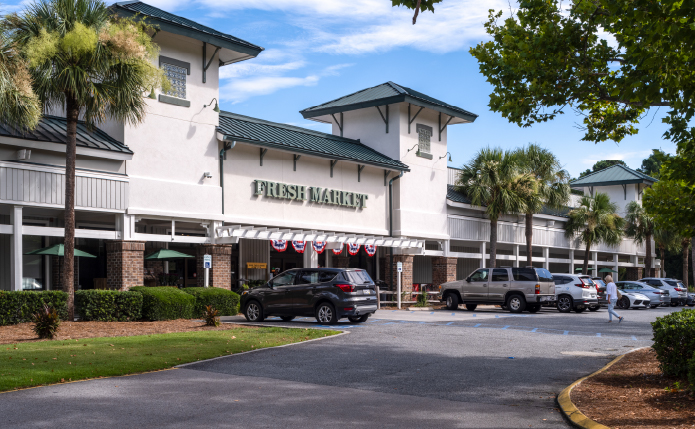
[214,225,424,249]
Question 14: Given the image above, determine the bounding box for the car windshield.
[593,280,606,287]
[535,268,553,282]
[578,277,593,286]
[342,270,374,284]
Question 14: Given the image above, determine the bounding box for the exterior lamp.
[204,98,220,113]
[439,152,452,162]
[407,143,420,156]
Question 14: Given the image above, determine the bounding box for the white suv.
[551,273,600,313]
[639,278,688,306]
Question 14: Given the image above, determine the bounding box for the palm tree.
[6,0,167,318]
[624,201,655,277]
[0,25,40,128]
[457,147,535,268]
[515,143,571,265]
[680,237,691,288]
[653,226,678,277]
[564,193,625,275]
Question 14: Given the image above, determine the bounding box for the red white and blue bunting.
[270,240,288,252]
[332,242,344,255]
[291,241,306,253]
[312,241,326,254]
[364,244,377,257]
[347,243,361,255]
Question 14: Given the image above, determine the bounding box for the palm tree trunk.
[583,241,591,275]
[660,246,665,277]
[489,217,498,268]
[691,237,695,290]
[682,239,689,289]
[525,212,533,266]
[63,95,78,320]
[645,232,652,277]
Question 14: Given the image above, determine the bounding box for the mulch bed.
[572,348,695,429]
[0,320,244,345]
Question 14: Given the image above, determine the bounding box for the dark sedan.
[240,268,378,325]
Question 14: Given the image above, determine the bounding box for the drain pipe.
[389,170,404,292]
[219,140,236,215]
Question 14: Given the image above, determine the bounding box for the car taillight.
[343,307,354,311]
[336,284,355,293]
[575,283,590,289]
[535,284,540,294]
[675,288,684,292]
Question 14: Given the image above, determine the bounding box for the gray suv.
[639,278,688,306]
[439,267,555,313]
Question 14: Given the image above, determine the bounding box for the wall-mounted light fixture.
[204,98,220,113]
[439,152,452,162]
[407,143,421,156]
[203,172,212,179]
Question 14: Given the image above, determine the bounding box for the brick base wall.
[196,245,232,289]
[432,257,457,287]
[380,255,414,293]
[106,241,145,290]
[625,267,643,281]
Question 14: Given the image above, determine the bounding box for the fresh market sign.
[253,180,368,209]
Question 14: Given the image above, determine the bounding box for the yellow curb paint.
[557,347,648,429]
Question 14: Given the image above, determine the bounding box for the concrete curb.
[558,347,649,429]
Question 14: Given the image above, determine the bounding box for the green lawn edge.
[0,326,339,392]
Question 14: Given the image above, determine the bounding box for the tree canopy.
[390,0,442,24]
[637,149,670,179]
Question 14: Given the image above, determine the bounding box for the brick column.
[383,255,414,293]
[432,257,457,288]
[197,244,232,289]
[332,256,350,268]
[106,241,145,290]
[625,267,643,281]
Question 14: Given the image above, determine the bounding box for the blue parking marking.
[451,313,456,316]
[531,328,538,333]
[472,314,477,317]
[632,336,638,341]
[430,312,434,315]
[501,325,510,330]
[474,323,482,327]
[563,331,569,335]
[596,333,602,337]
[446,322,455,325]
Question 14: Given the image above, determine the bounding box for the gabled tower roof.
[299,81,478,124]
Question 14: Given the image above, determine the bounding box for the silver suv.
[639,278,688,306]
[551,274,600,313]
[439,267,555,313]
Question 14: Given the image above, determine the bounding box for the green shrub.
[689,352,695,392]
[75,290,142,322]
[0,291,68,325]
[130,287,194,321]
[182,287,240,317]
[32,304,61,339]
[651,309,695,378]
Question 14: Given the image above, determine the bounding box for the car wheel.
[588,306,600,312]
[574,307,586,313]
[507,294,526,313]
[280,316,295,322]
[527,304,541,313]
[315,302,338,325]
[244,301,264,322]
[688,303,695,307]
[348,315,369,323]
[619,296,631,309]
[650,305,659,309]
[465,304,477,311]
[445,293,459,310]
[557,296,572,313]
[670,301,678,307]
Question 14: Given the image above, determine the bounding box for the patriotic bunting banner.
[365,244,377,257]
[270,240,288,252]
[332,242,344,255]
[312,241,326,254]
[291,241,306,253]
[347,243,361,255]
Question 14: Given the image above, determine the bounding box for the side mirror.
[465,277,471,283]
[266,282,274,289]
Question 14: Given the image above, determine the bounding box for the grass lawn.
[0,326,338,392]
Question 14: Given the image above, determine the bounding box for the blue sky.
[3,0,677,177]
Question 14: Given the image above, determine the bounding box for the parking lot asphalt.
[0,305,684,428]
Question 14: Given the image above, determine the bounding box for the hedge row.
[0,291,68,326]
[0,288,240,324]
[651,309,695,379]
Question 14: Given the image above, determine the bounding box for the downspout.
[219,140,236,215]
[389,170,404,289]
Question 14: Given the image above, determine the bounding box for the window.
[512,267,536,281]
[162,62,186,99]
[491,269,509,282]
[270,272,296,287]
[416,124,432,154]
[319,271,338,282]
[296,270,320,285]
[469,269,489,282]
[553,276,568,285]
[536,269,553,282]
[342,270,373,284]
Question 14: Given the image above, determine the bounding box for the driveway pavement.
[0,305,680,428]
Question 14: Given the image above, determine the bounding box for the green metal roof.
[570,164,657,188]
[0,115,133,155]
[299,81,478,123]
[110,1,263,58]
[447,185,570,218]
[217,111,409,171]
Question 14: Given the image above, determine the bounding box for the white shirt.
[606,282,618,300]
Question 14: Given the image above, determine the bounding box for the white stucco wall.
[583,184,639,215]
[222,143,389,235]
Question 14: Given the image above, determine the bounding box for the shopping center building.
[0,1,657,294]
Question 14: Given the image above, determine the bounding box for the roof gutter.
[219,140,236,215]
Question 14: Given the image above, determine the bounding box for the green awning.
[598,268,618,273]
[575,267,585,272]
[25,244,96,258]
[144,249,195,260]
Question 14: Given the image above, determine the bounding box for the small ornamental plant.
[203,305,220,327]
[415,289,429,307]
[32,304,61,339]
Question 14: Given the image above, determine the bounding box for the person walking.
[605,275,623,323]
